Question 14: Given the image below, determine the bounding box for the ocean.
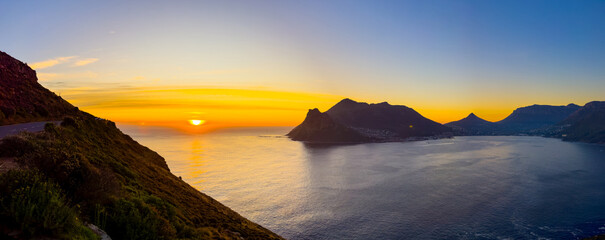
[118,125,605,239]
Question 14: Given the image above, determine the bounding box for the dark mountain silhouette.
[438,104,583,136]
[0,51,79,125]
[288,98,452,142]
[445,113,497,135]
[0,51,282,239]
[557,101,605,143]
[496,104,580,134]
[287,108,369,142]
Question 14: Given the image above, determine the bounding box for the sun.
[188,119,205,126]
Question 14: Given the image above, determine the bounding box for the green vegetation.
[0,51,278,239]
[0,170,97,239]
[0,116,281,239]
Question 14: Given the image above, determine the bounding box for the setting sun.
[188,119,205,126]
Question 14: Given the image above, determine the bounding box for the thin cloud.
[196,69,254,76]
[30,56,76,70]
[37,72,61,81]
[73,58,99,67]
[36,71,99,81]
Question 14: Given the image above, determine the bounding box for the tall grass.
[0,170,97,239]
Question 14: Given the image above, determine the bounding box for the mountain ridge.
[445,113,497,135]
[496,104,581,134]
[447,104,583,136]
[288,98,452,142]
[557,101,605,143]
[0,51,79,125]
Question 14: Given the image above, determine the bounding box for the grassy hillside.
[0,115,282,239]
[0,51,281,239]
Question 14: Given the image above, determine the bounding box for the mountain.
[287,108,370,142]
[288,98,452,142]
[0,51,281,239]
[0,51,79,125]
[496,104,581,134]
[445,113,497,135]
[557,101,605,143]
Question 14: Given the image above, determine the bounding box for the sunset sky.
[2,1,605,128]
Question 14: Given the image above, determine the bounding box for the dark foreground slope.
[288,98,451,142]
[0,51,281,239]
[558,101,605,143]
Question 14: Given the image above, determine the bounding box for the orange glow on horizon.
[56,86,561,130]
[60,87,344,129]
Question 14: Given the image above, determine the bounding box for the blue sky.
[1,0,604,124]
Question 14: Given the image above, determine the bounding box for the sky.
[2,0,605,129]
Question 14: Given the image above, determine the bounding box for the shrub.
[0,135,35,157]
[44,122,57,133]
[61,116,78,128]
[105,198,175,240]
[0,170,96,239]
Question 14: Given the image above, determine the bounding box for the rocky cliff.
[0,51,78,125]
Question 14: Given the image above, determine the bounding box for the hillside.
[496,104,580,134]
[288,98,452,142]
[0,51,282,239]
[558,101,605,143]
[0,51,78,125]
[447,104,581,136]
[287,108,370,142]
[445,113,497,135]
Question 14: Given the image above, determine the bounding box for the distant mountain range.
[496,104,581,134]
[288,99,452,143]
[290,99,605,144]
[445,113,496,136]
[447,103,605,143]
[446,104,582,136]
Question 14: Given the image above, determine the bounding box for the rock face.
[496,104,581,134]
[558,101,605,143]
[0,51,78,125]
[445,113,496,135]
[288,99,452,142]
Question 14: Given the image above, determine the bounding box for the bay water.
[119,125,605,239]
